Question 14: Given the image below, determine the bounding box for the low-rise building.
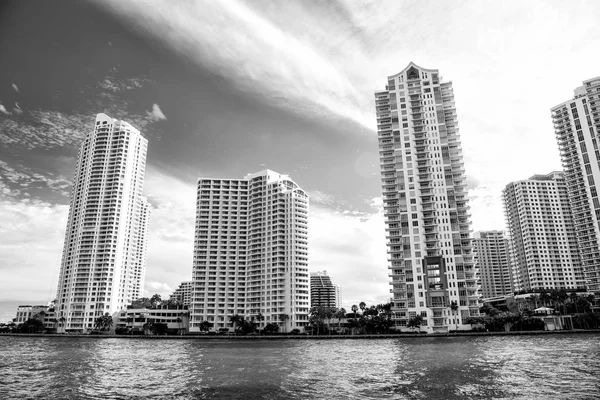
[116,307,190,335]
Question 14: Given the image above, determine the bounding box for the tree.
[407,315,423,332]
[334,308,346,333]
[538,292,551,308]
[143,318,155,335]
[351,304,358,316]
[199,321,213,332]
[278,313,289,333]
[359,302,366,314]
[256,313,265,335]
[450,301,459,330]
[263,323,279,334]
[20,318,45,333]
[229,314,243,331]
[130,297,152,309]
[150,294,162,308]
[569,292,580,314]
[94,313,113,332]
[165,297,182,309]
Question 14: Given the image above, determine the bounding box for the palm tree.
[539,292,551,308]
[335,308,346,333]
[256,312,265,335]
[278,313,289,333]
[359,302,366,314]
[229,314,243,332]
[351,304,358,317]
[407,315,423,333]
[570,292,580,314]
[450,301,459,330]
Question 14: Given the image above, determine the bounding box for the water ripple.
[1,334,599,399]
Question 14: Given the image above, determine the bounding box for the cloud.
[146,103,167,121]
[310,201,389,308]
[93,0,373,130]
[0,198,69,303]
[0,160,72,199]
[11,83,19,93]
[144,281,174,298]
[0,72,162,150]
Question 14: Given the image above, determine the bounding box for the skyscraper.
[56,113,149,332]
[190,170,309,333]
[374,62,480,332]
[473,231,513,298]
[552,77,600,293]
[502,172,585,292]
[310,271,338,308]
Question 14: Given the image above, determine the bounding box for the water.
[1,334,599,399]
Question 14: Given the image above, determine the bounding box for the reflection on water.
[1,334,599,399]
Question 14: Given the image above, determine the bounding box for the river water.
[1,334,599,399]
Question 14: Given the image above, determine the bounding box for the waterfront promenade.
[4,329,599,340]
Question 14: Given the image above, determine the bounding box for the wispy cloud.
[146,103,167,121]
[92,0,600,232]
[93,0,373,130]
[0,72,162,150]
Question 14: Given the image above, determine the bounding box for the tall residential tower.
[374,62,480,332]
[473,231,513,298]
[502,172,585,292]
[552,77,600,293]
[56,113,149,332]
[190,170,309,333]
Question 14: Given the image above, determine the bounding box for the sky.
[0,0,599,322]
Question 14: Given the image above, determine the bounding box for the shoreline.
[2,329,599,340]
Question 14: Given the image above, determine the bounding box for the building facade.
[334,284,342,309]
[551,77,600,293]
[310,271,338,308]
[55,113,149,332]
[190,170,310,333]
[115,307,189,334]
[374,62,480,332]
[502,172,585,292]
[171,281,193,306]
[473,231,513,298]
[14,305,47,324]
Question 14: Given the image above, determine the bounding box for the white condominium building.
[56,113,149,332]
[502,172,585,292]
[473,231,513,298]
[374,62,480,333]
[190,170,309,332]
[552,77,600,293]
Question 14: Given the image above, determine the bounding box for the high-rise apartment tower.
[502,172,585,292]
[190,170,309,332]
[551,77,600,293]
[56,113,149,332]
[473,231,513,298]
[310,271,338,308]
[374,62,480,332]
